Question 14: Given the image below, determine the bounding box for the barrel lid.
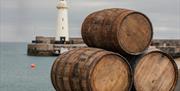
[90,53,132,91]
[134,50,178,91]
[117,11,153,55]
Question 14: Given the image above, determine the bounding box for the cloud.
[0,0,180,42]
[153,26,180,39]
[155,27,170,31]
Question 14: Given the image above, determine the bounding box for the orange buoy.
[31,64,36,68]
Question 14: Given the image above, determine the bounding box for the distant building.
[151,39,180,58]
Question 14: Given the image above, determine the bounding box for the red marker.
[31,64,36,68]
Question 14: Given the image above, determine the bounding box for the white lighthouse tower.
[56,0,69,41]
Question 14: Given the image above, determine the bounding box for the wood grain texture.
[91,55,130,91]
[81,8,153,55]
[51,48,132,91]
[133,50,178,91]
[118,13,152,53]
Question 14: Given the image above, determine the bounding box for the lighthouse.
[56,0,69,41]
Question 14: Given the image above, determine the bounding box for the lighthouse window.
[62,18,64,21]
[62,27,64,30]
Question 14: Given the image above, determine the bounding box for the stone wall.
[69,38,84,44]
[34,36,56,44]
[28,36,180,56]
[27,44,54,56]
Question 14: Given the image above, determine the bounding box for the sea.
[0,42,56,91]
[0,42,180,91]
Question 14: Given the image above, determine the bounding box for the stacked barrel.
[51,8,178,91]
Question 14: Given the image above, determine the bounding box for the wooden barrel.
[81,8,153,55]
[129,49,178,91]
[51,48,132,91]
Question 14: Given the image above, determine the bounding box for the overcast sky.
[0,0,180,42]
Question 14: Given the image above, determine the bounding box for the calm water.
[0,43,57,91]
[1,43,180,91]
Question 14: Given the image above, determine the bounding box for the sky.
[0,0,180,42]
